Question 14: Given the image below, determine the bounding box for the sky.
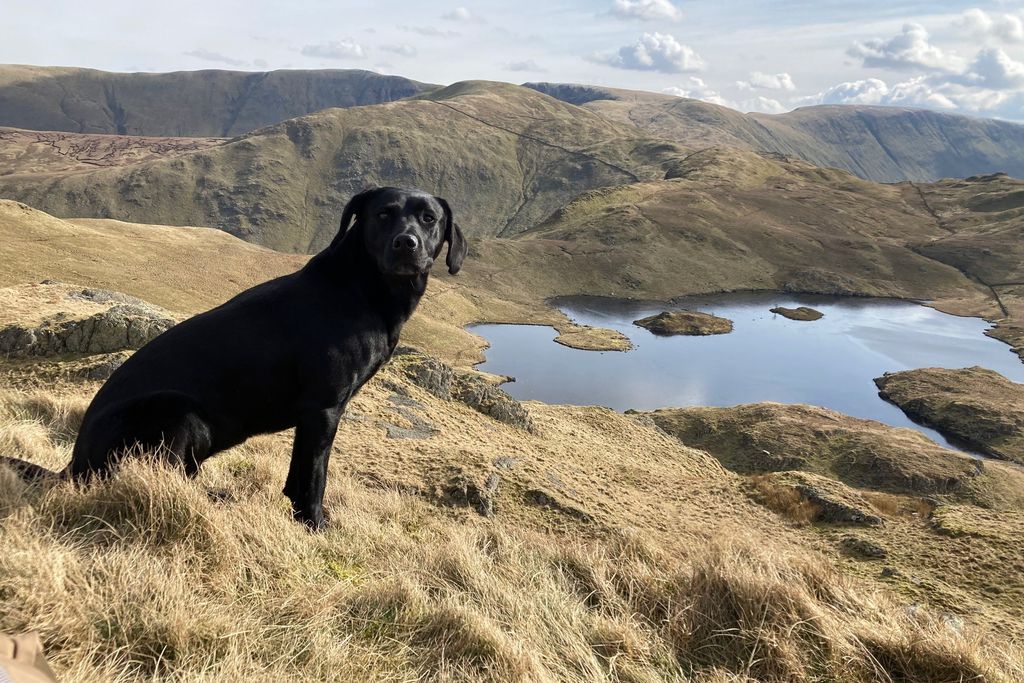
[4,1,1024,120]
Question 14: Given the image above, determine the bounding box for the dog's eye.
[378,211,390,220]
[422,214,436,224]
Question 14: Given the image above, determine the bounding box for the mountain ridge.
[0,64,437,137]
[0,81,690,250]
[526,82,1024,182]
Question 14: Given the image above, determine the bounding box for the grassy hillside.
[909,173,1024,360]
[0,81,689,250]
[527,83,1024,182]
[0,65,435,137]
[0,200,541,367]
[464,148,993,310]
[0,203,1022,680]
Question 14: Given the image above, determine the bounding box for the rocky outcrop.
[633,310,733,336]
[749,470,884,526]
[784,472,884,527]
[875,367,1024,465]
[0,286,175,358]
[553,323,632,351]
[839,534,888,559]
[392,348,535,433]
[644,403,1024,507]
[770,306,823,321]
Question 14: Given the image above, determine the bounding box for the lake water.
[471,293,1024,449]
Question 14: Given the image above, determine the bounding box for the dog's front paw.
[292,505,327,531]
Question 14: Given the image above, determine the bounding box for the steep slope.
[0,65,436,137]
[465,147,993,308]
[0,81,689,250]
[526,83,1024,182]
[757,106,1024,182]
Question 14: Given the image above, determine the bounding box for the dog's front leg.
[283,405,343,529]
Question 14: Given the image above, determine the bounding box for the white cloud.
[664,78,789,113]
[825,23,1024,119]
[300,40,367,60]
[957,8,1024,43]
[885,77,958,109]
[381,44,417,57]
[848,23,964,72]
[959,47,1024,89]
[401,25,460,38]
[442,7,483,22]
[737,71,795,91]
[739,96,787,114]
[610,0,682,22]
[597,32,704,73]
[182,49,248,67]
[662,78,730,106]
[806,78,891,106]
[504,59,546,72]
[804,77,962,112]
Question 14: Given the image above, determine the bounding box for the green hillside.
[0,81,689,250]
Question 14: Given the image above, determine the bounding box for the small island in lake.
[770,306,824,321]
[633,310,733,336]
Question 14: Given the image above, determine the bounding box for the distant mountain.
[0,81,689,251]
[525,83,1024,183]
[5,66,1022,183]
[0,65,437,137]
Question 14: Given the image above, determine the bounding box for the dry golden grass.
[746,475,819,525]
[0,201,1022,679]
[0,200,587,368]
[0,284,115,328]
[1,389,1021,682]
[862,492,935,520]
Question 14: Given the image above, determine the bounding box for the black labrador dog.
[68,186,466,528]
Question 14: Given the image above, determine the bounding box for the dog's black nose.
[392,234,419,251]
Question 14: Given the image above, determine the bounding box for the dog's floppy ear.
[434,197,467,275]
[330,188,378,250]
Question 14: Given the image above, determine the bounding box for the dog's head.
[332,187,467,278]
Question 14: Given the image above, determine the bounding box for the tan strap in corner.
[0,633,58,683]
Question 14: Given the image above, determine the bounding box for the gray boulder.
[392,348,535,433]
[0,287,175,358]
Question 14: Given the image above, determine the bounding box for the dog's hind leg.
[70,392,214,479]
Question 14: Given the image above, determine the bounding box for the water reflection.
[471,293,1024,450]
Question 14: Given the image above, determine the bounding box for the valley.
[0,68,1023,681]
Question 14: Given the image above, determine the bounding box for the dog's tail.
[0,456,65,481]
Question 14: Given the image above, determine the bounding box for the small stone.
[839,534,888,559]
